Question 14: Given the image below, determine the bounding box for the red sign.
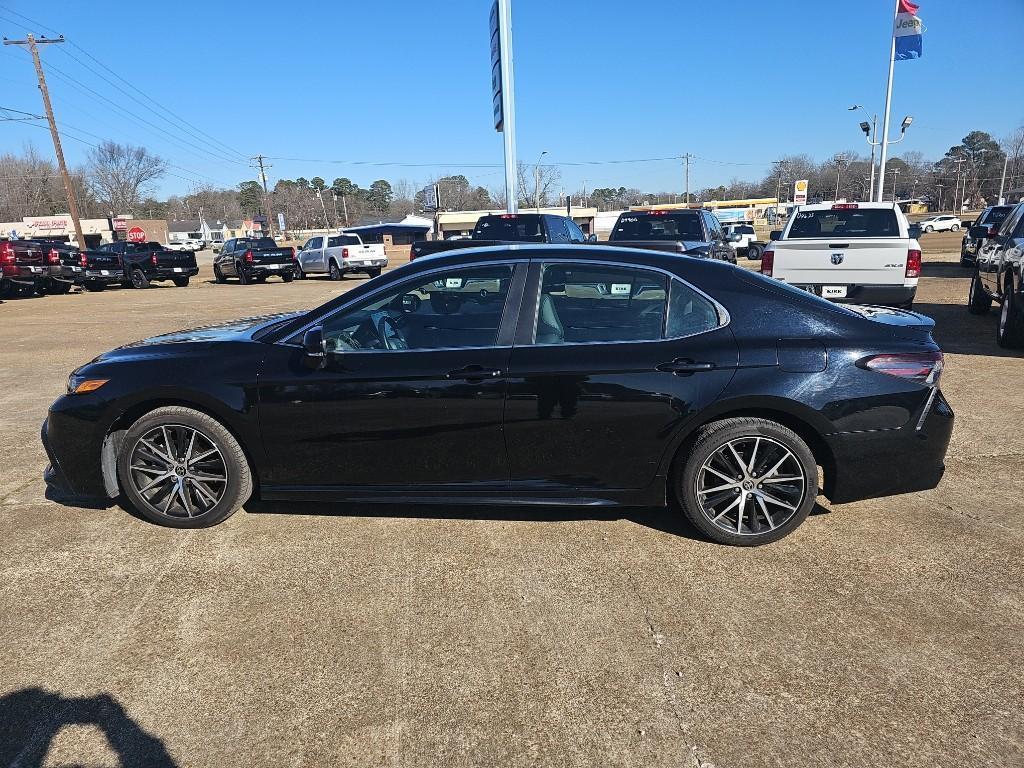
[127,226,146,243]
[113,218,128,231]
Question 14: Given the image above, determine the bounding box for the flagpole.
[876,0,899,203]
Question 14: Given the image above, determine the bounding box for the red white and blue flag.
[894,0,923,60]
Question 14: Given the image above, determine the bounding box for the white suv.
[918,214,962,233]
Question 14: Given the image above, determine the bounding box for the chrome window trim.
[280,259,524,347]
[526,258,731,347]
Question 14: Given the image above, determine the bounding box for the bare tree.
[86,141,166,215]
[516,161,561,209]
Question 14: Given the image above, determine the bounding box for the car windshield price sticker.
[611,283,631,295]
[445,278,464,289]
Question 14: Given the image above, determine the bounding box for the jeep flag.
[894,0,923,60]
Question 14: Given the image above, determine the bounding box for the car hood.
[108,312,303,353]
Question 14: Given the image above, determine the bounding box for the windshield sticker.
[445,278,464,289]
[610,283,631,295]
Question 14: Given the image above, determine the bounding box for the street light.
[534,150,548,212]
[876,114,914,203]
[850,104,878,201]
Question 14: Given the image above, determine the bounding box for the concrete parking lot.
[1,236,1021,767]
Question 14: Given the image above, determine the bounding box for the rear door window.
[788,208,900,238]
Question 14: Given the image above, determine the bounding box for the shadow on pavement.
[912,302,1024,359]
[920,260,970,279]
[0,688,177,767]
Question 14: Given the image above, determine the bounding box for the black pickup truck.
[0,239,49,297]
[35,240,85,294]
[96,240,199,288]
[79,249,124,291]
[410,213,595,260]
[213,237,296,284]
[607,209,738,262]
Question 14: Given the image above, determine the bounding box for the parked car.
[168,239,204,252]
[607,209,739,262]
[410,213,594,259]
[917,214,962,233]
[213,237,296,284]
[96,241,199,288]
[723,223,758,258]
[296,232,387,280]
[80,249,125,292]
[762,202,921,309]
[0,239,48,297]
[36,240,84,294]
[967,200,1024,347]
[211,239,225,253]
[42,244,952,546]
[960,205,1013,267]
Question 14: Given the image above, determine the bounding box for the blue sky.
[1,0,1022,199]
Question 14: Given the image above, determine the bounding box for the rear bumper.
[48,266,84,285]
[794,283,917,307]
[342,258,387,270]
[244,263,295,277]
[2,267,47,287]
[824,388,954,504]
[152,267,199,280]
[84,269,124,285]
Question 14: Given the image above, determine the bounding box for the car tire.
[924,225,933,233]
[46,281,73,295]
[967,269,992,315]
[117,406,252,529]
[130,268,150,289]
[951,224,960,232]
[365,268,382,279]
[236,264,249,285]
[329,261,343,281]
[672,417,817,546]
[996,277,1024,349]
[172,277,190,287]
[282,272,294,283]
[83,280,106,292]
[746,244,762,261]
[214,264,226,283]
[295,265,306,279]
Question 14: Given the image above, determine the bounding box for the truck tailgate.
[772,239,908,285]
[156,250,198,267]
[252,248,293,265]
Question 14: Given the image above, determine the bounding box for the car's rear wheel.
[951,224,960,232]
[236,264,249,285]
[746,243,762,261]
[365,267,382,279]
[117,406,252,528]
[329,261,343,281]
[282,271,294,282]
[674,417,817,546]
[996,278,1024,348]
[130,268,150,289]
[924,225,934,233]
[968,269,991,314]
[172,276,190,288]
[83,280,106,292]
[46,281,73,295]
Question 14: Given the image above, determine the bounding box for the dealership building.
[0,214,169,248]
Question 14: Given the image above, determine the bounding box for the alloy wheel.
[695,436,806,536]
[127,424,227,518]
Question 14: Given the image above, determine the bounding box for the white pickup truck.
[296,232,387,280]
[761,202,922,309]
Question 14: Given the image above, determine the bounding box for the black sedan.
[42,245,953,546]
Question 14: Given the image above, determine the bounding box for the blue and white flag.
[894,0,923,60]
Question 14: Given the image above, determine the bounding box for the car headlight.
[67,373,109,395]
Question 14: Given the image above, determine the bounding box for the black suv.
[961,205,1013,267]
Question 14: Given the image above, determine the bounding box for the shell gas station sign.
[793,179,809,205]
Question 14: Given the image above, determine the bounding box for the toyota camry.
[42,245,953,546]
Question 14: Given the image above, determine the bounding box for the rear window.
[728,225,754,234]
[610,212,704,241]
[328,235,360,247]
[787,208,900,238]
[473,215,545,242]
[980,207,1013,225]
[251,237,276,249]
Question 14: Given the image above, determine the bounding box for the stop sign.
[127,226,146,243]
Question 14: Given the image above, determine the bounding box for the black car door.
[502,259,738,492]
[256,260,527,490]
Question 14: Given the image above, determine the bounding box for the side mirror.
[728,232,742,243]
[587,233,598,243]
[302,327,326,369]
[968,225,989,239]
[769,230,782,241]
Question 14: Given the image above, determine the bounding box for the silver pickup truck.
[296,232,387,280]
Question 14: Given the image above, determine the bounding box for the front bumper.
[824,388,954,504]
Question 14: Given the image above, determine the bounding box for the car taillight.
[761,249,774,277]
[500,214,517,219]
[905,249,921,278]
[987,226,999,237]
[80,253,87,268]
[0,241,14,267]
[245,249,253,262]
[48,248,60,264]
[151,254,158,265]
[342,247,349,258]
[290,247,296,261]
[860,351,943,386]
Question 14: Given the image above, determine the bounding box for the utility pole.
[936,183,944,212]
[331,191,340,227]
[890,167,901,202]
[952,157,967,214]
[682,153,692,204]
[5,34,85,249]
[998,155,1009,205]
[250,155,275,237]
[315,188,329,229]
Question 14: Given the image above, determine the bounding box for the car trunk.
[771,239,909,286]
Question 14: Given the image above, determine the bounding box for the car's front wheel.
[117,406,252,528]
[968,269,992,314]
[996,278,1024,348]
[172,276,190,288]
[951,224,960,232]
[674,417,817,546]
[924,225,934,233]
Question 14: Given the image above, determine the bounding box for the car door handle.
[445,365,503,380]
[656,358,716,374]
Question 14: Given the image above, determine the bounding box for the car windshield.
[611,212,704,241]
[473,215,545,241]
[787,208,900,238]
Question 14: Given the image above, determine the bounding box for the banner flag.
[894,0,923,60]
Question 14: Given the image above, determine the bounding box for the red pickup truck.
[0,240,48,297]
